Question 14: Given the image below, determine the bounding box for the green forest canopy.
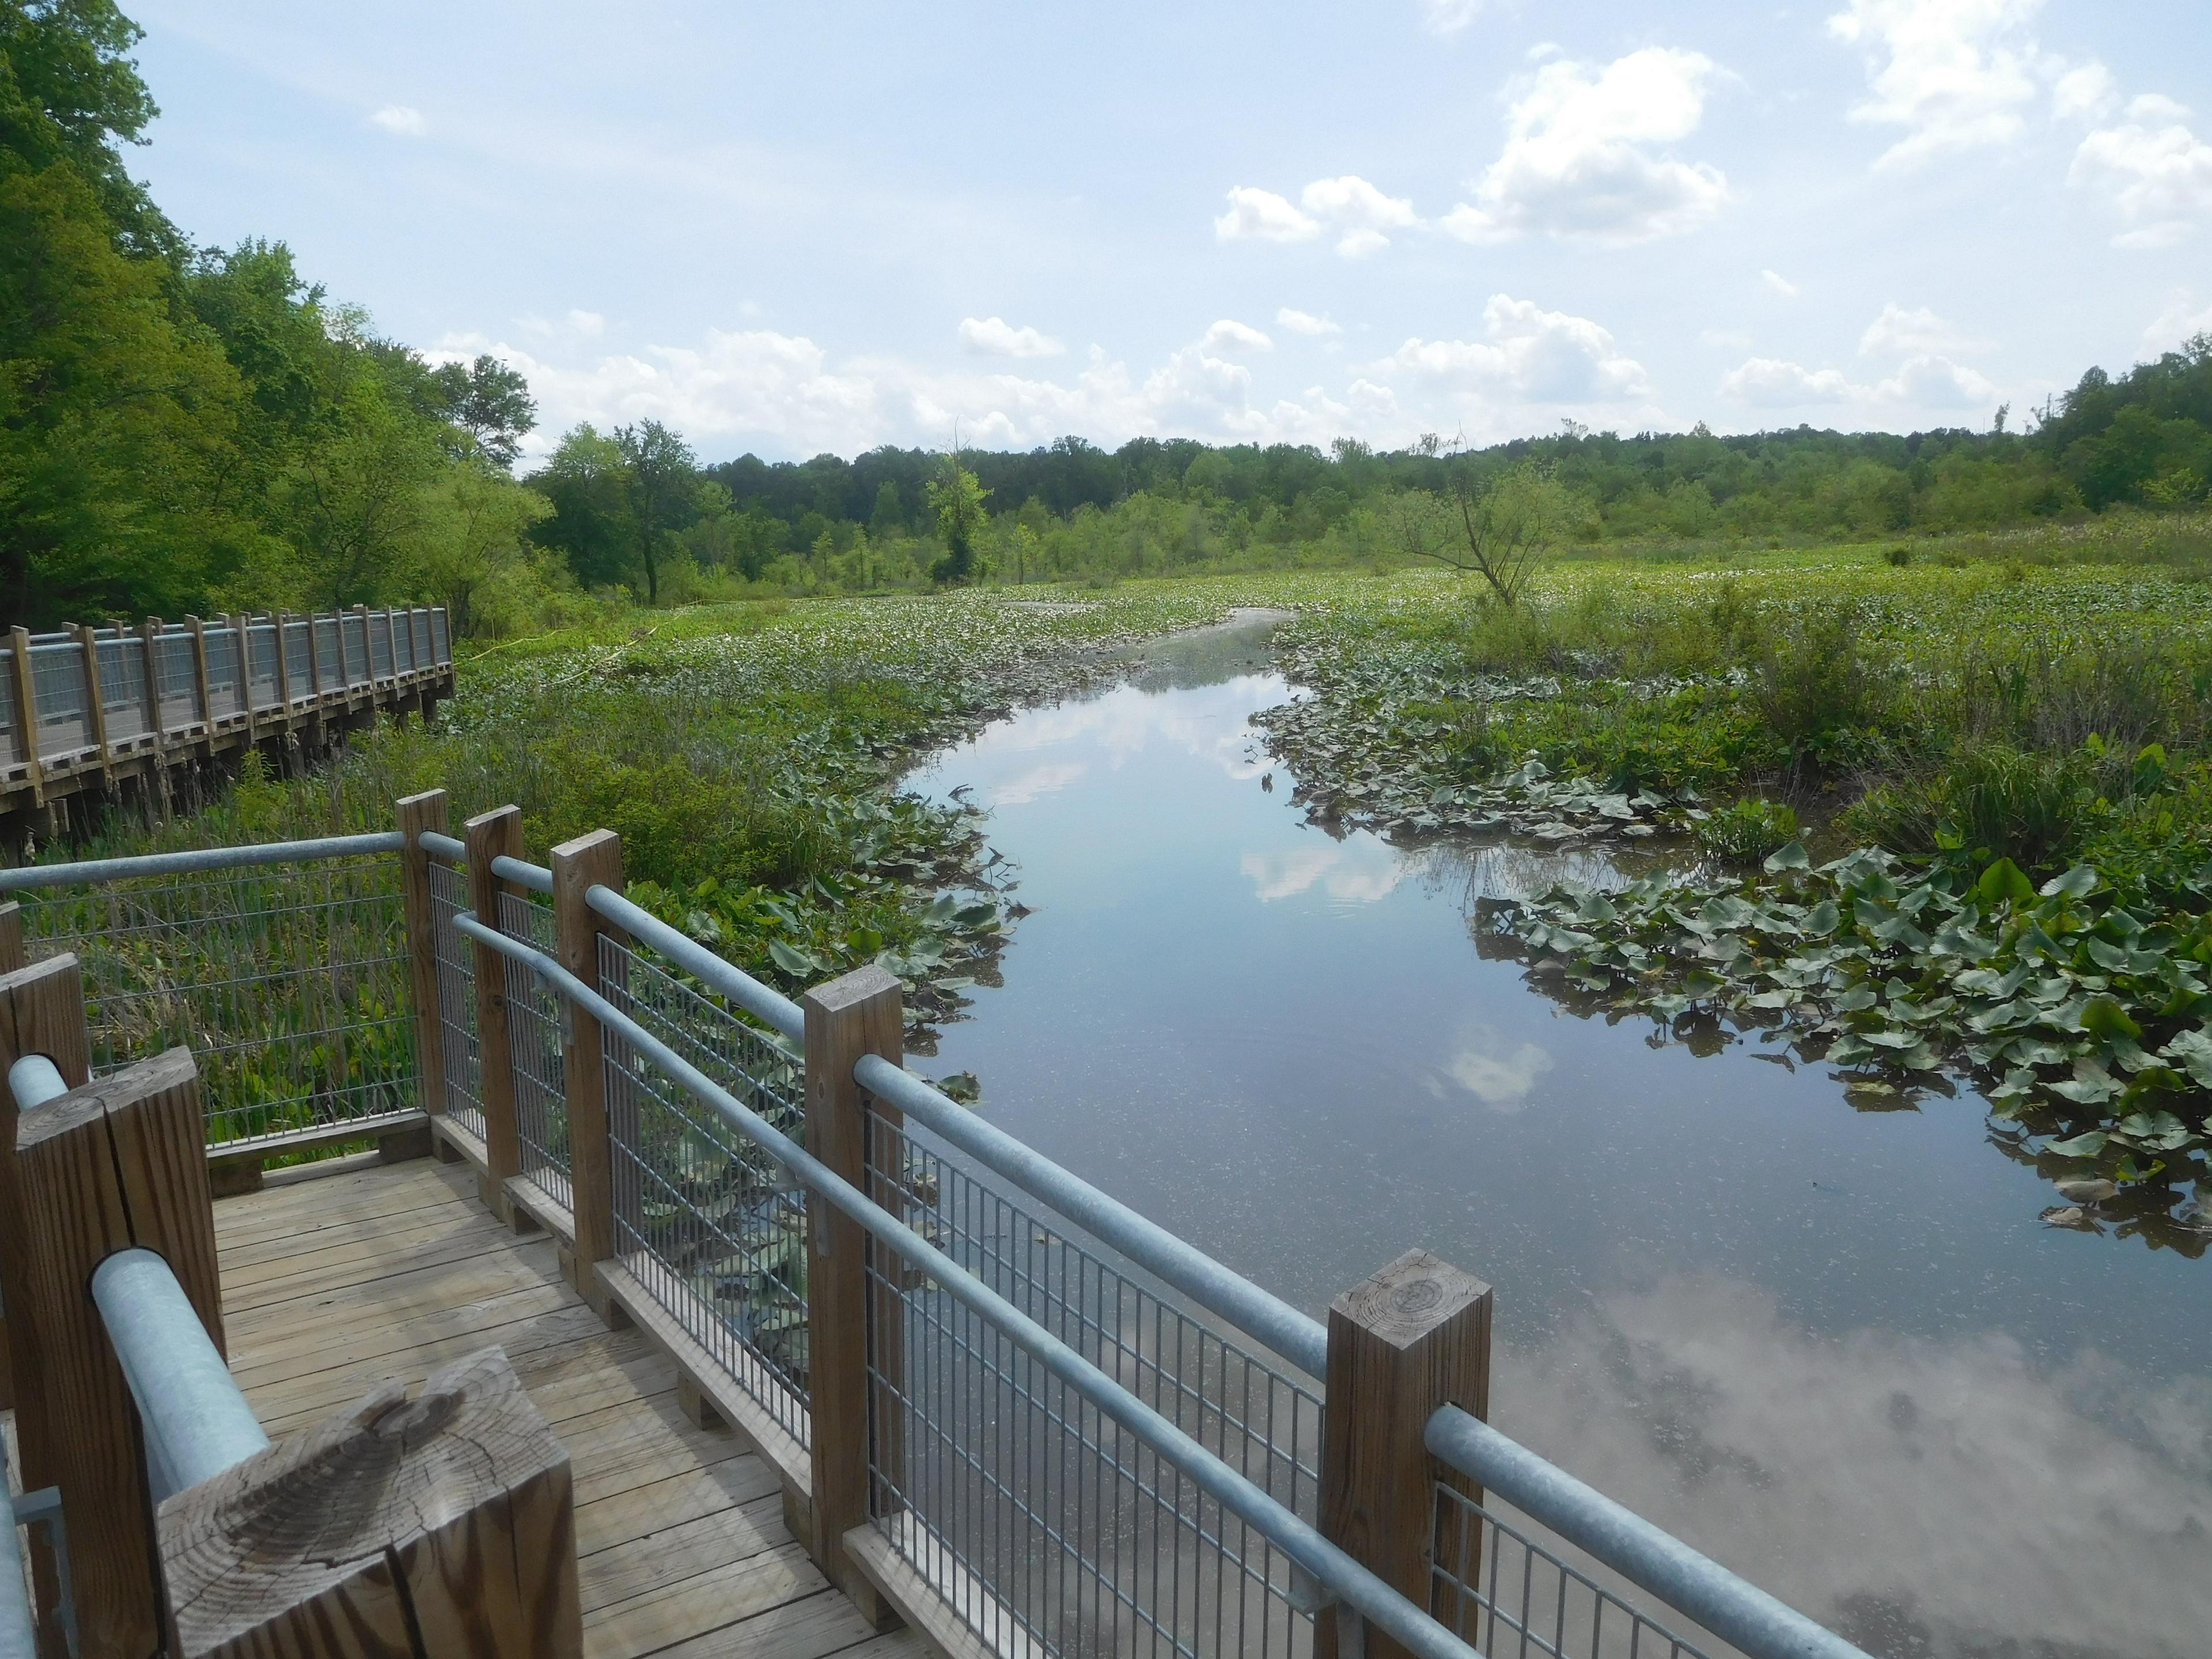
[9,0,2212,634]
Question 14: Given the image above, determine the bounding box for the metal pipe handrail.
[0,832,404,893]
[854,1054,1328,1379]
[89,1250,271,1503]
[418,829,467,865]
[452,910,1476,1659]
[488,854,553,895]
[1425,1406,1871,1659]
[7,1055,68,1112]
[584,884,805,1040]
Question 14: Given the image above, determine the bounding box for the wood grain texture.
[552,831,624,1314]
[1316,1249,1491,1659]
[396,790,450,1120]
[0,903,22,974]
[15,1048,215,1659]
[210,1158,825,1659]
[465,805,526,1191]
[800,966,905,1623]
[160,1347,582,1659]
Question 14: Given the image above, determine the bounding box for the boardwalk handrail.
[1427,1406,1871,1659]
[89,1250,270,1502]
[0,831,403,892]
[452,907,1483,1659]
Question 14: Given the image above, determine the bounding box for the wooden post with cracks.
[1316,1249,1493,1659]
[465,805,527,1221]
[14,1047,224,1659]
[801,964,906,1625]
[551,830,626,1324]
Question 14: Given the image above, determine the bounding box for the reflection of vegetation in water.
[1476,847,2212,1256]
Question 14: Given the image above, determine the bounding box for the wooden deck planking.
[214,1157,921,1659]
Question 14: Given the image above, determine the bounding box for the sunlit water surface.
[904,614,2212,1659]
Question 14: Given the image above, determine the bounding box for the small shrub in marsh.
[1698,796,1799,863]
[1841,741,2094,872]
[1885,544,1913,567]
[1755,608,1900,764]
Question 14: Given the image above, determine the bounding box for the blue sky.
[126,1,2212,463]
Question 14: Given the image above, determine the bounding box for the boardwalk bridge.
[0,797,1872,1659]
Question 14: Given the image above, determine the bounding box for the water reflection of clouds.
[1504,1276,2212,1658]
[988,762,1087,807]
[1431,1027,1554,1109]
[1240,835,1407,903]
[958,677,1288,783]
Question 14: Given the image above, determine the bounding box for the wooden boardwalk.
[213,1157,923,1659]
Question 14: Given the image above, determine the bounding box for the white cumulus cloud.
[1200,319,1274,354]
[2145,291,2212,350]
[1442,47,1729,245]
[2070,96,2212,249]
[1721,353,1997,409]
[1214,186,1320,244]
[1380,294,1651,403]
[567,309,605,336]
[369,104,426,136]
[1826,0,2054,168]
[1277,308,1343,337]
[1762,269,1799,298]
[2052,61,2118,122]
[1301,175,1420,256]
[1419,0,1484,37]
[1858,302,1988,356]
[957,316,1066,358]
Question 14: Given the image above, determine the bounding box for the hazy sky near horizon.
[126,1,2212,464]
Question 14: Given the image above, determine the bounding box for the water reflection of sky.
[906,617,2212,1659]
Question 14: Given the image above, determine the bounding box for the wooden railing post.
[0,903,22,974]
[465,805,527,1223]
[1317,1249,1493,1659]
[185,616,213,730]
[301,608,321,701]
[801,965,904,1624]
[77,625,109,768]
[158,1347,581,1659]
[397,791,451,1125]
[139,617,164,743]
[16,1046,223,1659]
[551,831,626,1326]
[9,626,43,798]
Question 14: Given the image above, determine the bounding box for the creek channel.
[903,609,2210,1659]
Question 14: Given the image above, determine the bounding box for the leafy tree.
[527,425,634,591]
[1395,460,1580,607]
[613,419,698,604]
[411,463,552,636]
[0,0,174,254]
[926,451,990,585]
[426,354,536,468]
[275,377,444,608]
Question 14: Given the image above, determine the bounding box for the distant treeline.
[521,342,2212,599]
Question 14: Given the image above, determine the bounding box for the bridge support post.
[464,805,527,1223]
[552,830,626,1325]
[801,965,906,1628]
[1317,1249,1493,1659]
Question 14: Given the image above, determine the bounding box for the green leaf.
[1763,840,1810,873]
[2043,1130,2109,1158]
[2078,994,2143,1043]
[2039,865,2101,900]
[1975,858,2035,908]
[767,938,819,977]
[2160,1027,2212,1089]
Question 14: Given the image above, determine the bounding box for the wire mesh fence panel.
[412,611,433,667]
[600,933,810,1445]
[283,622,311,701]
[342,615,368,687]
[96,634,147,742]
[156,630,200,730]
[315,619,343,692]
[204,626,244,718]
[395,612,416,673]
[499,888,570,1213]
[1431,1483,1716,1659]
[246,624,281,710]
[863,1106,1323,1659]
[29,642,92,757]
[429,858,486,1142]
[20,854,420,1148]
[371,614,393,679]
[431,609,450,661]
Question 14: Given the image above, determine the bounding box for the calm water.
[907,613,2212,1659]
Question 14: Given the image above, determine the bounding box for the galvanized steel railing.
[0,806,1874,1659]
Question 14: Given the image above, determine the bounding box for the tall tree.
[613,419,697,603]
[926,449,990,585]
